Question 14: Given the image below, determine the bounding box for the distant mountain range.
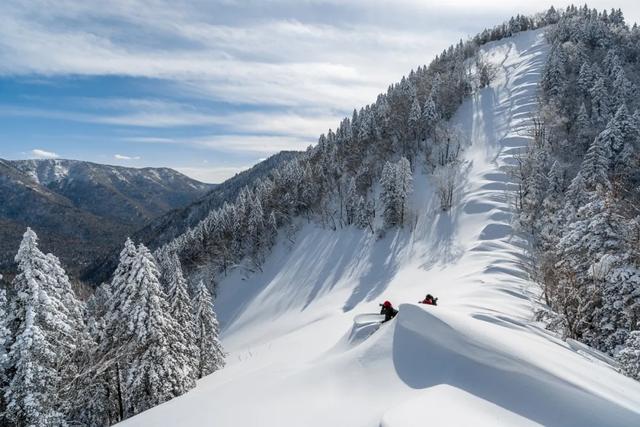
[0,158,214,278]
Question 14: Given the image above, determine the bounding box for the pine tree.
[575,102,593,151]
[422,94,438,142]
[344,177,358,226]
[597,117,624,175]
[0,288,11,416]
[247,194,266,268]
[563,172,589,223]
[613,67,634,107]
[590,77,610,127]
[268,211,278,248]
[396,157,413,226]
[193,281,225,379]
[5,228,68,426]
[609,105,636,180]
[166,254,199,383]
[380,161,399,228]
[542,45,567,98]
[539,161,564,251]
[577,62,594,97]
[354,195,374,232]
[103,240,193,418]
[593,262,640,352]
[618,331,640,380]
[408,95,422,143]
[76,282,118,426]
[581,130,611,192]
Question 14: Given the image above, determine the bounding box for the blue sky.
[1,1,638,183]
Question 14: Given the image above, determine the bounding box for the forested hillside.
[517,5,640,375]
[157,11,557,289]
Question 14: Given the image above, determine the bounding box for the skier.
[379,300,398,323]
[419,294,438,306]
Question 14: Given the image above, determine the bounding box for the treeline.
[517,4,640,379]
[0,229,224,426]
[162,9,560,287]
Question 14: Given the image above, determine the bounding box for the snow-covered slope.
[122,29,640,427]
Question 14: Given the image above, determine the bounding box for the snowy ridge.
[121,29,640,427]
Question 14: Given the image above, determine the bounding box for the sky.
[1,1,639,183]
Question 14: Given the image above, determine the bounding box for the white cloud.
[31,148,59,159]
[114,154,140,160]
[3,0,640,165]
[130,134,310,154]
[0,103,339,140]
[175,165,249,184]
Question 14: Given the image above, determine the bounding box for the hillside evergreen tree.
[5,229,72,426]
[103,240,193,418]
[581,130,611,191]
[166,253,199,382]
[193,281,225,379]
[590,77,610,126]
[0,288,10,418]
[618,331,640,381]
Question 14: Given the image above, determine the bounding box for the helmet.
[383,301,392,307]
[426,294,433,299]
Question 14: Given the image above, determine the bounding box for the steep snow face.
[122,29,640,426]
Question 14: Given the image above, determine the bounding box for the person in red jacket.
[420,294,438,306]
[379,301,398,323]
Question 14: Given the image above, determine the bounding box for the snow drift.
[121,28,640,427]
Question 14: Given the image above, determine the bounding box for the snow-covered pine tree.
[73,281,119,426]
[592,260,640,352]
[193,280,225,379]
[408,94,422,148]
[355,195,374,232]
[396,157,413,226]
[520,147,549,234]
[422,94,438,144]
[380,161,399,228]
[344,177,358,226]
[166,253,199,382]
[557,192,624,341]
[130,244,194,415]
[575,102,593,152]
[581,129,612,192]
[618,331,640,380]
[577,62,594,98]
[247,194,266,269]
[612,67,634,107]
[542,45,567,98]
[103,240,193,418]
[538,161,564,252]
[0,288,10,417]
[609,105,636,181]
[590,77,610,127]
[5,228,69,426]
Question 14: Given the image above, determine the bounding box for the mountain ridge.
[0,158,214,278]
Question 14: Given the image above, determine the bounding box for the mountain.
[121,25,640,427]
[82,150,300,284]
[0,158,213,277]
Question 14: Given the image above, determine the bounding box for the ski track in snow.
[121,29,640,427]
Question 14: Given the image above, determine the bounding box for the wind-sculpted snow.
[121,29,640,427]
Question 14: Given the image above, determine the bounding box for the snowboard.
[353,313,386,326]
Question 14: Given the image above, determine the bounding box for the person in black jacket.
[379,301,398,323]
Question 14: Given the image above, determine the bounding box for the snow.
[120,29,640,426]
